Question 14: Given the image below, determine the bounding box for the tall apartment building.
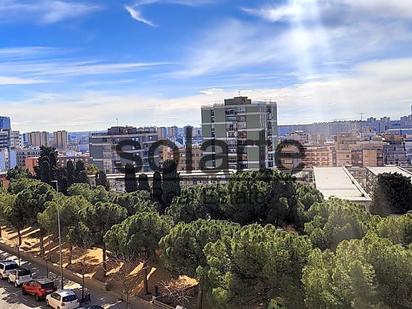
[10,131,22,149]
[0,116,11,131]
[201,96,278,170]
[89,126,159,173]
[157,127,168,139]
[0,129,10,150]
[25,131,49,147]
[53,130,68,150]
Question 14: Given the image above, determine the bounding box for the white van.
[8,267,32,287]
[0,260,19,279]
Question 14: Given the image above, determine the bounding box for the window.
[62,295,77,302]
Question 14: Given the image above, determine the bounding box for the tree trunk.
[17,228,22,246]
[68,244,73,266]
[39,233,45,258]
[102,243,107,277]
[197,284,204,309]
[143,260,149,295]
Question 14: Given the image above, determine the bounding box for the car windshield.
[18,269,31,276]
[62,295,77,302]
[5,264,18,270]
[41,282,55,289]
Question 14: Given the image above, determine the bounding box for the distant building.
[58,152,91,167]
[201,96,278,170]
[16,147,41,168]
[25,157,39,174]
[53,130,68,150]
[162,145,203,171]
[89,126,159,173]
[25,131,49,147]
[0,116,11,130]
[10,131,22,149]
[383,134,408,166]
[0,129,10,150]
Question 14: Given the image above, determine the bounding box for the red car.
[22,278,57,301]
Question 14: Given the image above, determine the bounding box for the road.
[0,249,125,308]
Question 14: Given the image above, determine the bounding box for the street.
[0,249,125,308]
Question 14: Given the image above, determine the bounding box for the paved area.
[0,249,126,308]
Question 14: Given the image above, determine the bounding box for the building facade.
[53,130,68,150]
[89,126,159,173]
[25,131,49,147]
[201,96,278,170]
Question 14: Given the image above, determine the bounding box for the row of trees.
[1,168,411,308]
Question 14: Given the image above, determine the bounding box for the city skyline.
[1,0,412,131]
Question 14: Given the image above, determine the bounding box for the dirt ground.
[0,225,198,302]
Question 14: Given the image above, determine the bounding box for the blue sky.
[1,0,412,131]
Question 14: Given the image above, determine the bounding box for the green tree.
[68,183,109,205]
[160,219,240,308]
[86,163,99,175]
[39,195,90,265]
[304,198,373,250]
[74,160,86,183]
[138,174,150,192]
[152,171,162,205]
[166,185,226,223]
[109,191,155,216]
[374,214,412,245]
[78,170,89,184]
[161,160,181,212]
[95,170,110,190]
[104,212,171,294]
[78,201,127,276]
[124,164,137,193]
[200,225,313,308]
[66,160,75,187]
[0,191,15,238]
[371,172,412,215]
[39,160,51,184]
[6,167,32,181]
[222,170,299,227]
[6,182,55,246]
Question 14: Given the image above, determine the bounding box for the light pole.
[51,180,64,290]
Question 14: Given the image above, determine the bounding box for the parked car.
[46,289,80,309]
[22,278,57,301]
[78,306,104,309]
[8,267,32,287]
[0,260,19,279]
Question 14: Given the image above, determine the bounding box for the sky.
[1,0,412,132]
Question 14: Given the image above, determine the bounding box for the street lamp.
[51,180,64,290]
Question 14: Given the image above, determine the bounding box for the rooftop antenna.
[359,113,365,121]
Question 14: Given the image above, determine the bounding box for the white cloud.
[125,0,214,26]
[125,4,156,27]
[242,0,412,24]
[4,58,412,131]
[0,0,102,24]
[0,76,46,85]
[0,46,170,82]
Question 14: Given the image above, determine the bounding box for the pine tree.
[138,174,150,192]
[124,164,137,193]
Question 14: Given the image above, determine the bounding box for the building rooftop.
[367,166,412,178]
[314,167,371,203]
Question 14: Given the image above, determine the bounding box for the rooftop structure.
[314,166,371,205]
